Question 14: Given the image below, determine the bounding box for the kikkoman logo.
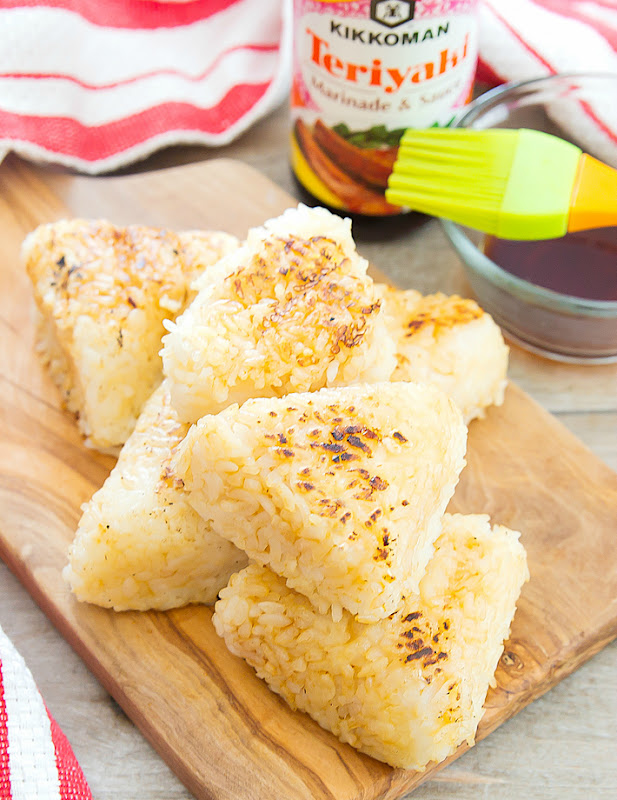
[370,1,416,28]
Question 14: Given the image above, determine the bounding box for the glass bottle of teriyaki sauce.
[290,0,479,216]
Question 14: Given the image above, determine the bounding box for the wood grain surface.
[1,155,617,800]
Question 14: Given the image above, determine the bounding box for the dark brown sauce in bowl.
[443,217,617,363]
[483,228,617,301]
[440,72,617,362]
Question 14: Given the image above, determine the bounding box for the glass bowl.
[442,73,617,364]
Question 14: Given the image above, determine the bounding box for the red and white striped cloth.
[477,0,617,164]
[0,0,616,174]
[0,0,291,173]
[478,0,617,87]
[0,625,92,800]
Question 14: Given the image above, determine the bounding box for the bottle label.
[291,0,479,215]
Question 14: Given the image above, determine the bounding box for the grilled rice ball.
[63,380,247,611]
[379,286,509,423]
[23,219,238,452]
[172,382,467,622]
[161,205,397,423]
[213,513,529,770]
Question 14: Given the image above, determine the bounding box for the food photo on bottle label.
[290,0,479,216]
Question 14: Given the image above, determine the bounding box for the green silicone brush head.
[386,128,582,240]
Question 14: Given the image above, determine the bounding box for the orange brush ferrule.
[568,153,617,233]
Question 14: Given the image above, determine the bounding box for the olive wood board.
[1,154,616,800]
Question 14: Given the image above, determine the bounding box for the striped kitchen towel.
[0,624,92,800]
[477,0,617,166]
[0,0,291,173]
[478,0,617,87]
[0,1,615,175]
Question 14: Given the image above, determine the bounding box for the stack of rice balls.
[23,205,528,771]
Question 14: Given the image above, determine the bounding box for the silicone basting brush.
[385,128,617,240]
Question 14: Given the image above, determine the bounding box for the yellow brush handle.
[568,153,617,232]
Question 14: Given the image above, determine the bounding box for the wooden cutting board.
[1,154,617,800]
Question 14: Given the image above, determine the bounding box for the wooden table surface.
[1,102,616,800]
